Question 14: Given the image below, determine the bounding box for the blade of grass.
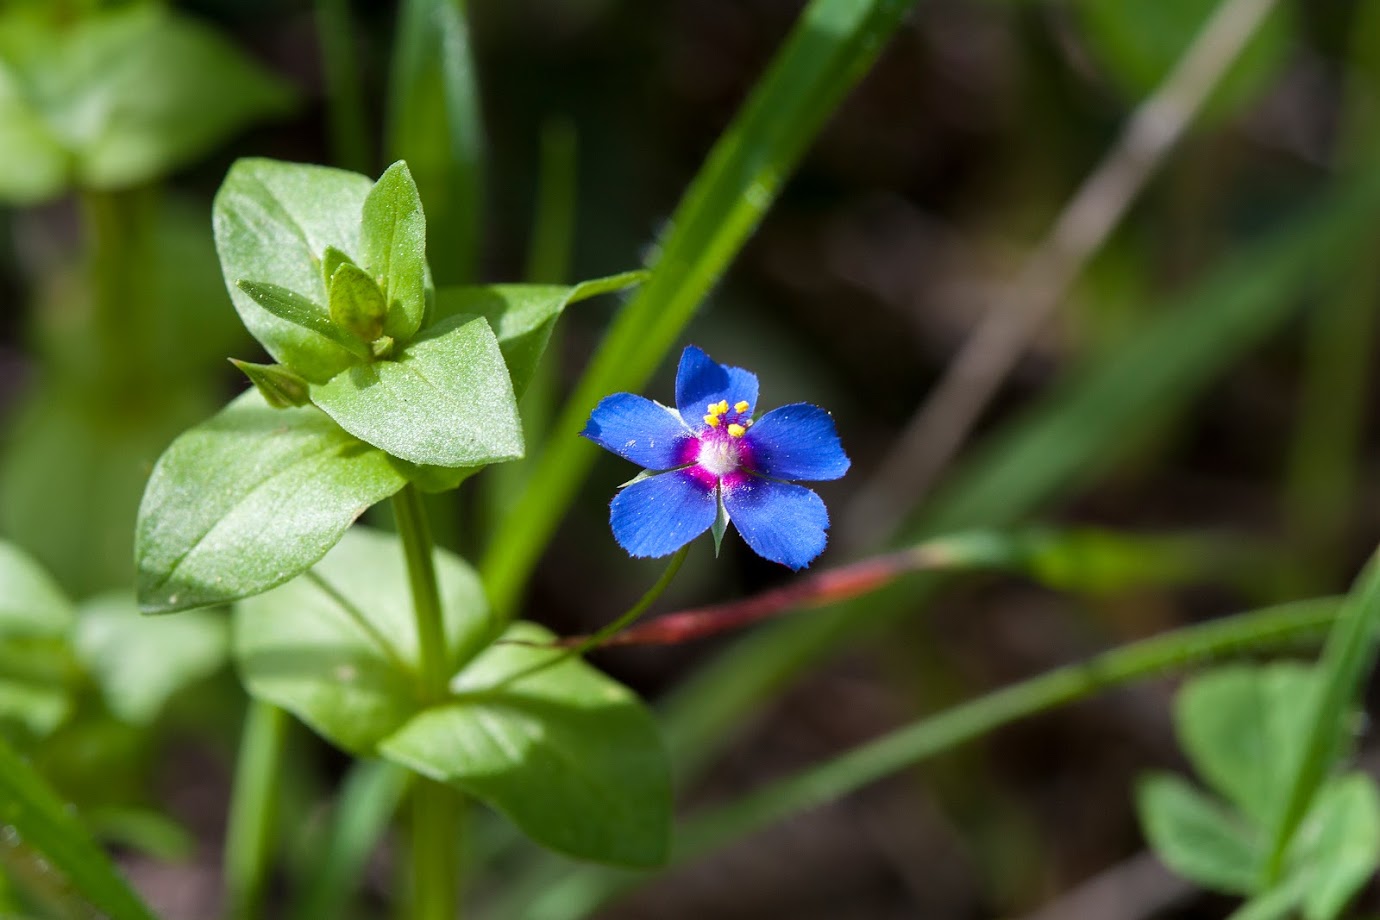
[388,0,484,285]
[0,734,156,920]
[524,118,578,286]
[224,701,289,920]
[1261,552,1380,880]
[479,118,582,541]
[503,597,1340,919]
[292,760,409,920]
[479,0,917,618]
[316,0,371,173]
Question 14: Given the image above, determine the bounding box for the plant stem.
[492,546,689,690]
[393,484,449,700]
[81,187,157,395]
[408,775,461,920]
[224,701,288,920]
[391,483,461,919]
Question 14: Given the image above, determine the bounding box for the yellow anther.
[704,414,721,427]
[727,423,746,438]
[706,402,722,416]
[716,400,730,415]
[734,400,750,413]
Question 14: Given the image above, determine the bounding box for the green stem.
[409,776,461,920]
[81,187,157,394]
[494,546,689,690]
[391,484,461,919]
[224,701,288,920]
[393,484,450,700]
[1262,553,1380,880]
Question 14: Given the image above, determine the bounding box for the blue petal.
[723,477,829,570]
[581,393,693,469]
[610,470,717,558]
[744,403,850,481]
[675,345,760,421]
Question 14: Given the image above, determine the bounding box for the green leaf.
[0,539,72,639]
[0,733,156,920]
[0,6,294,201]
[378,621,671,868]
[234,526,490,755]
[229,359,311,409]
[1289,774,1380,920]
[136,389,409,614]
[327,263,389,344]
[0,59,66,204]
[434,271,647,399]
[1136,773,1262,895]
[73,592,227,725]
[1074,0,1290,119]
[1176,664,1323,829]
[361,160,427,340]
[236,280,371,360]
[309,314,524,468]
[387,0,484,285]
[0,540,76,740]
[213,158,375,382]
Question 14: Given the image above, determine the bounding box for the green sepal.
[328,262,389,344]
[320,246,355,291]
[711,490,730,557]
[229,359,310,408]
[236,280,371,361]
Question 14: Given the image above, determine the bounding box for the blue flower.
[581,345,850,570]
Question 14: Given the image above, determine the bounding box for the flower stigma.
[697,435,741,477]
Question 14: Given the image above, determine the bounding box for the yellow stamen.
[727,423,746,438]
[734,400,750,413]
[716,400,730,415]
[706,402,721,416]
[704,414,720,427]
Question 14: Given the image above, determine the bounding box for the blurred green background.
[2,0,1380,917]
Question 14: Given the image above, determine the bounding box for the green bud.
[370,336,395,360]
[229,359,311,408]
[320,246,355,291]
[328,262,388,344]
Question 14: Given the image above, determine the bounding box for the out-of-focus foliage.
[1138,665,1380,919]
[0,4,293,203]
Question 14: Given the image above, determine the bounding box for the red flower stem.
[560,546,937,649]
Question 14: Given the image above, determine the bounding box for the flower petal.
[610,470,717,558]
[582,393,694,469]
[675,345,759,421]
[723,477,829,570]
[743,403,850,481]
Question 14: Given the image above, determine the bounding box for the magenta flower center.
[696,434,741,477]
